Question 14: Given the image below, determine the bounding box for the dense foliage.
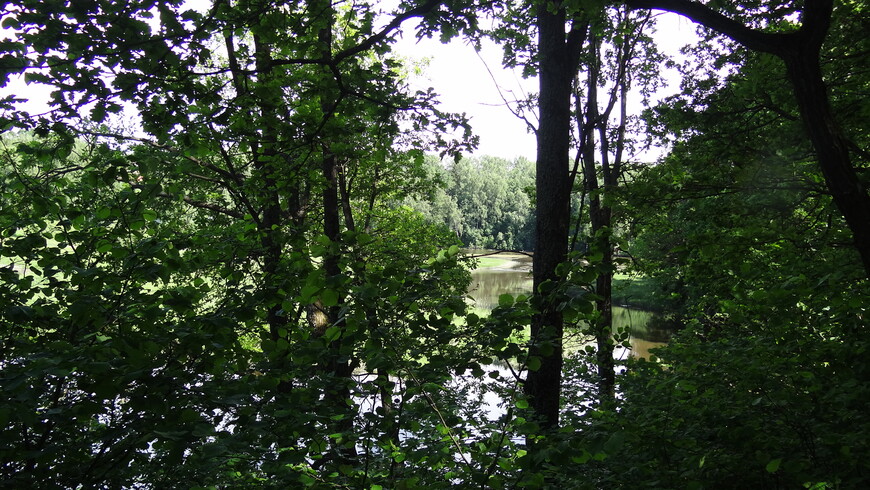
[407,155,536,250]
[0,0,868,488]
[599,2,870,486]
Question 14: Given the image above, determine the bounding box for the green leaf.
[324,326,341,342]
[96,240,113,253]
[515,399,529,409]
[300,284,321,302]
[572,450,591,464]
[320,288,339,307]
[90,103,107,122]
[604,431,625,454]
[766,458,782,473]
[1,16,19,29]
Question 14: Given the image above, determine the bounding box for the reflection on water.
[468,260,533,312]
[467,252,672,359]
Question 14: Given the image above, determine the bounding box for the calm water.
[466,251,670,359]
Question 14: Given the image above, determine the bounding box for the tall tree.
[622,0,870,275]
[524,1,588,432]
[0,0,487,485]
[575,8,659,403]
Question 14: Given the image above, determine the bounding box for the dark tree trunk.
[578,16,642,405]
[320,151,353,382]
[313,1,357,464]
[783,51,870,275]
[251,34,290,348]
[582,122,616,405]
[579,47,616,404]
[337,161,357,232]
[525,4,586,432]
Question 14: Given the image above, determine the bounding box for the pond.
[466,250,673,359]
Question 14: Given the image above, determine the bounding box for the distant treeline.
[406,155,536,251]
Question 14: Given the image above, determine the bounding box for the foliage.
[600,3,870,487]
[0,132,503,486]
[0,0,492,486]
[592,279,870,489]
[406,155,536,250]
[625,16,867,318]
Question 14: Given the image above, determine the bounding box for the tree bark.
[252,34,288,345]
[579,31,618,404]
[312,0,357,466]
[782,49,870,275]
[525,4,587,432]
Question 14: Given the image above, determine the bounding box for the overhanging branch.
[622,0,792,55]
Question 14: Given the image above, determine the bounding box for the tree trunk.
[783,51,870,275]
[312,0,357,465]
[525,4,582,432]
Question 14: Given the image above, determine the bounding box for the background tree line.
[406,154,537,251]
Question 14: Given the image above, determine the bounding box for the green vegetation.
[407,155,536,251]
[612,274,663,312]
[1,0,868,488]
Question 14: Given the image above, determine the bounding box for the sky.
[2,4,700,162]
[392,12,701,161]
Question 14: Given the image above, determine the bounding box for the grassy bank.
[475,256,514,269]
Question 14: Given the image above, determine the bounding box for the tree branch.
[156,192,244,219]
[622,0,791,55]
[268,0,444,70]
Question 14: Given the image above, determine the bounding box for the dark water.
[466,252,670,359]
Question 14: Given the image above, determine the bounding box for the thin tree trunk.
[578,10,643,403]
[579,32,616,404]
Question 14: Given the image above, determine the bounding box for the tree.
[622,0,870,275]
[585,4,870,485]
[0,1,492,485]
[624,0,869,319]
[521,1,588,433]
[407,155,536,250]
[574,8,661,403]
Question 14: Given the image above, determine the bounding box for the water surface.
[466,251,670,359]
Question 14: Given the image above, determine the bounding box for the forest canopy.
[0,0,868,488]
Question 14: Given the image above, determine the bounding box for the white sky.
[393,12,701,161]
[2,4,700,162]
